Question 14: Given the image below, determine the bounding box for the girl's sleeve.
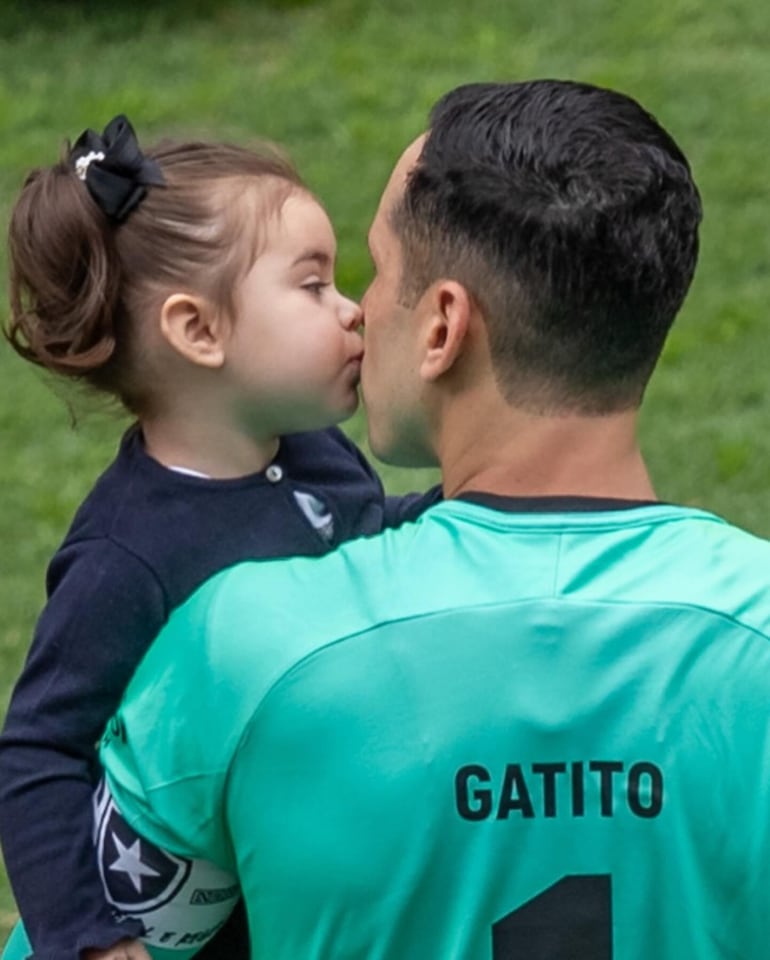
[325,426,442,532]
[0,538,167,960]
[383,486,443,527]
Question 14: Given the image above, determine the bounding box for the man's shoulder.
[157,500,770,695]
[177,498,770,629]
[148,516,428,697]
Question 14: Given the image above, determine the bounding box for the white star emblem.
[108,833,161,894]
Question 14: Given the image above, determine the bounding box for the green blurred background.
[1,0,769,940]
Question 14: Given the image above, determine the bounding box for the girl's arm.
[0,540,166,960]
[383,486,443,527]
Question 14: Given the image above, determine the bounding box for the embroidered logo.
[293,490,334,541]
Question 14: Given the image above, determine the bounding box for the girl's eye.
[303,282,329,296]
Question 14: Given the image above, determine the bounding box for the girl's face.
[223,192,364,435]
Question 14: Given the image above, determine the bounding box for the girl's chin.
[339,390,361,419]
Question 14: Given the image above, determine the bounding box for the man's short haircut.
[391,80,703,413]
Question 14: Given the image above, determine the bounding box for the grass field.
[1,0,770,942]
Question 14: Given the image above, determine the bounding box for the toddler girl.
[0,116,437,960]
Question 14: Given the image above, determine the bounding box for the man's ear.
[419,280,473,382]
[159,293,227,368]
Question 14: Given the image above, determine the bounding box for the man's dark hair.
[392,80,702,412]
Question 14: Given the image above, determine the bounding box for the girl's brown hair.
[6,134,305,412]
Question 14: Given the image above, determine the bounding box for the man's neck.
[437,406,655,502]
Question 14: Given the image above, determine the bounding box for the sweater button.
[266,464,283,483]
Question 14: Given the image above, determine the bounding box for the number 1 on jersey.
[492,874,612,959]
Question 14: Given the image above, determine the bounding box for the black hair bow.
[70,114,165,222]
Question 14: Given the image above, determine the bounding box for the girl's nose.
[340,295,363,330]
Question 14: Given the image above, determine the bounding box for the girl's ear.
[419,280,472,382]
[159,293,227,368]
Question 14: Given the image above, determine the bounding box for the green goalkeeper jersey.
[100,498,770,959]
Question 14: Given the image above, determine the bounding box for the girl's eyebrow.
[291,249,332,268]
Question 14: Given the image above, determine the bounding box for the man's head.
[362,80,702,464]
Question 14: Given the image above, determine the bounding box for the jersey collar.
[455,492,660,513]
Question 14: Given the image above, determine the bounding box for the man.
[97,81,770,958]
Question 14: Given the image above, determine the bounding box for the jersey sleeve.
[0,538,168,960]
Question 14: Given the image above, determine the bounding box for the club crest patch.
[95,787,191,913]
[92,780,240,949]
